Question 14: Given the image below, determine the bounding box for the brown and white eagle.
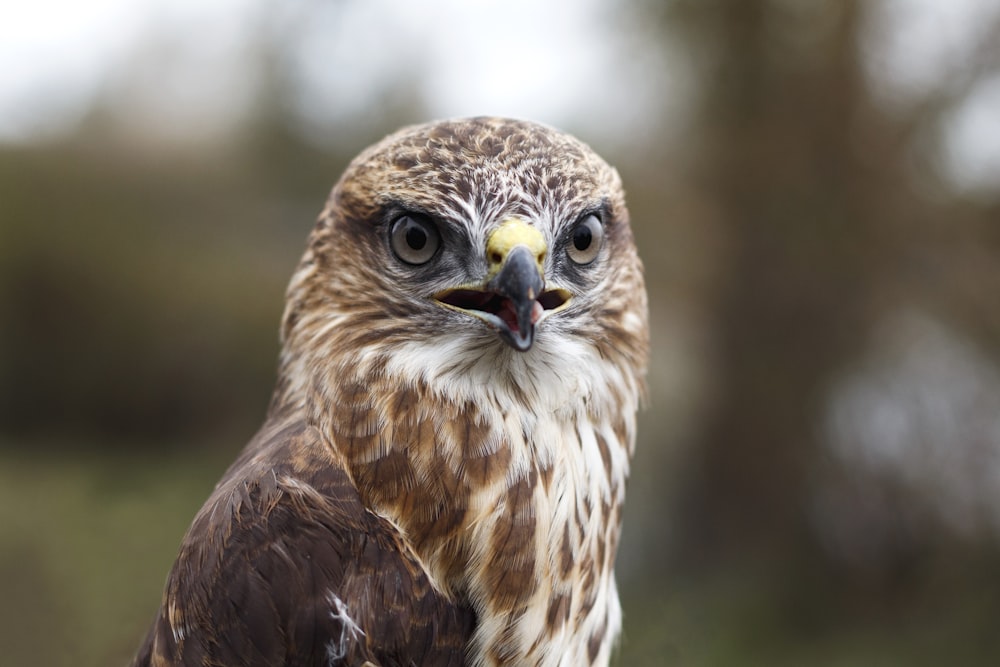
[132,117,648,667]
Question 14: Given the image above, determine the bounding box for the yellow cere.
[485,218,548,279]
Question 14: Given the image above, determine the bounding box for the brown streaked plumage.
[132,117,648,667]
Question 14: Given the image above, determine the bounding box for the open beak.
[435,218,571,351]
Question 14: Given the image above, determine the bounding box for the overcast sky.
[0,0,670,146]
[1,0,997,189]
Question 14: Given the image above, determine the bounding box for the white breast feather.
[381,327,638,667]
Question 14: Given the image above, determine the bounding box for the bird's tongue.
[497,298,544,333]
[530,300,544,323]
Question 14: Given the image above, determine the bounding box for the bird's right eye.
[390,214,441,265]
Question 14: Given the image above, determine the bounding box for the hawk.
[132,117,648,666]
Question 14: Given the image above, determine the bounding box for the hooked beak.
[435,218,571,351]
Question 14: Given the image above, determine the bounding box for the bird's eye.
[390,214,441,265]
[566,214,604,265]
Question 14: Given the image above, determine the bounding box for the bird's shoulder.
[132,419,474,667]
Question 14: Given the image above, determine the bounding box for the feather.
[132,117,648,667]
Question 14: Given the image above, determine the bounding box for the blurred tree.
[658,0,1000,587]
[669,0,878,571]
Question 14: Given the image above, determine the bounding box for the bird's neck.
[283,343,638,666]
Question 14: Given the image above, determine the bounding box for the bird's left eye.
[390,214,441,265]
[566,214,604,265]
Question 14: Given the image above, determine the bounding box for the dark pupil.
[405,223,427,250]
[573,225,593,251]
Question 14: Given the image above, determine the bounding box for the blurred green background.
[3,1,1000,665]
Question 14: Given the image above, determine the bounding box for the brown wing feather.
[131,420,474,667]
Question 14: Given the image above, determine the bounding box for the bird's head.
[276,117,647,410]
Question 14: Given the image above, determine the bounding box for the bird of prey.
[132,117,648,667]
